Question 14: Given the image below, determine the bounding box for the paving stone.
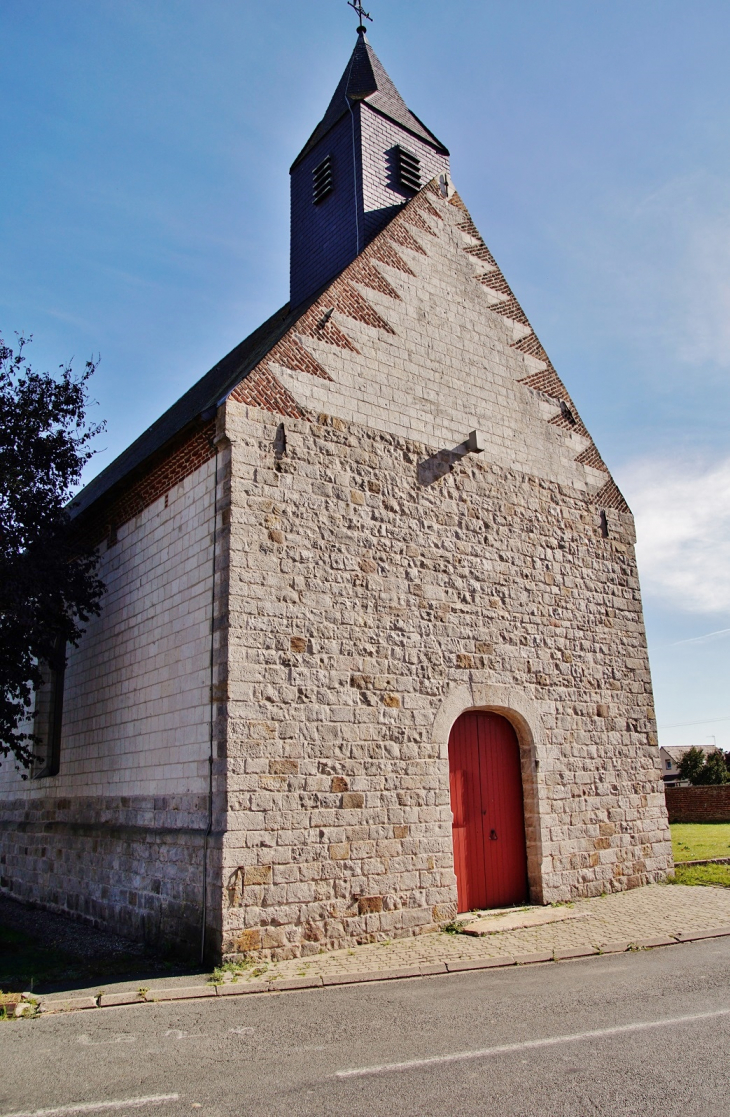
[38,997,98,1013]
[675,926,730,943]
[463,909,591,936]
[635,936,677,949]
[513,951,554,965]
[323,966,422,986]
[215,980,271,996]
[14,883,730,1013]
[269,976,324,991]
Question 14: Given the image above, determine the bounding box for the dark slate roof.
[291,32,448,170]
[70,301,298,519]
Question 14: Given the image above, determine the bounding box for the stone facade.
[213,183,672,960]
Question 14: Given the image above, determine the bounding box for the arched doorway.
[448,711,529,911]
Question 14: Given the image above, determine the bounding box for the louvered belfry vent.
[312,155,334,205]
[396,146,421,193]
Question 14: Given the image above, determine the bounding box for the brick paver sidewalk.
[227,883,730,985]
[28,884,730,1013]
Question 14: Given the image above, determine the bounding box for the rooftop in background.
[661,746,722,760]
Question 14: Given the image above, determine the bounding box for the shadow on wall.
[417,441,470,486]
[363,202,407,245]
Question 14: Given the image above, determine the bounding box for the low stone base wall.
[0,796,212,955]
[665,786,730,823]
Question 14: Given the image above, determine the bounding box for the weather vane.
[348,0,373,31]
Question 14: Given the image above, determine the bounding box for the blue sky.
[2,0,729,747]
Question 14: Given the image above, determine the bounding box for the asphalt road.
[2,938,730,1117]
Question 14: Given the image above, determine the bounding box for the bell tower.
[289,29,450,309]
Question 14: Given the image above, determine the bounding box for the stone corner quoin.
[0,28,673,964]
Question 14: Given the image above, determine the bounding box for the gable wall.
[218,398,672,962]
[217,183,671,961]
[277,188,608,501]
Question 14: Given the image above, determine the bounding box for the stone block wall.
[0,454,219,951]
[218,402,672,961]
[0,796,208,949]
[665,786,730,823]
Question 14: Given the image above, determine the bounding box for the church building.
[0,26,673,961]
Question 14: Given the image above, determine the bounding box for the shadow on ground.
[0,895,201,994]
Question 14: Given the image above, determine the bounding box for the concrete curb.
[22,925,730,1015]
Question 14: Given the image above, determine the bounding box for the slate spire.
[292,31,448,171]
[290,32,450,308]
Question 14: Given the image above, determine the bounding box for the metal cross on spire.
[348,0,373,32]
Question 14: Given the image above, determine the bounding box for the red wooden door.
[448,712,528,911]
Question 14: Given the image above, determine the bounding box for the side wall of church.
[219,401,672,961]
[0,457,217,950]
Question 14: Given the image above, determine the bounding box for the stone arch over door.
[432,683,546,905]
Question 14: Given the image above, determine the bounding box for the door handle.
[490,829,498,841]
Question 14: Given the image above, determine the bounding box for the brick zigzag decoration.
[445,189,629,513]
[95,182,628,543]
[234,183,627,513]
[82,194,438,543]
[232,193,439,413]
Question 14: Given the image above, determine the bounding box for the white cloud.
[616,455,730,615]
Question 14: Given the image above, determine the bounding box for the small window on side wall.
[32,639,66,779]
[313,155,333,205]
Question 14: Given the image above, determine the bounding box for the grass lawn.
[671,822,730,863]
[672,864,730,888]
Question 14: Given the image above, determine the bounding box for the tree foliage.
[698,751,729,785]
[0,332,105,769]
[677,746,729,786]
[677,747,707,785]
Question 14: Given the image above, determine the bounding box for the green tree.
[677,747,707,786]
[697,751,729,785]
[0,332,105,770]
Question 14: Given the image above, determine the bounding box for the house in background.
[660,745,723,786]
[0,29,673,961]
